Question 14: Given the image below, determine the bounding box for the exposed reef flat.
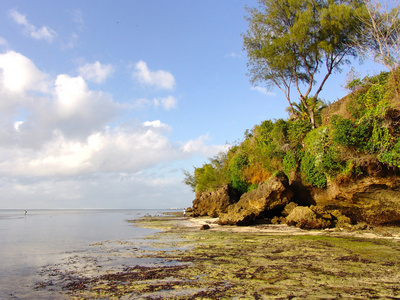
[36,212,400,299]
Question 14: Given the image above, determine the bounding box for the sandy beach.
[184,214,400,240]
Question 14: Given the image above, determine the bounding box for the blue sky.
[0,1,386,209]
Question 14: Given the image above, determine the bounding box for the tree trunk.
[309,109,316,129]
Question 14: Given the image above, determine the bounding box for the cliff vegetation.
[184,0,400,227]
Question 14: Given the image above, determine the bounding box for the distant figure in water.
[24,210,27,215]
[183,209,186,217]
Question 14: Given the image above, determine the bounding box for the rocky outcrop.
[310,175,400,226]
[192,184,239,217]
[191,170,400,228]
[218,174,293,225]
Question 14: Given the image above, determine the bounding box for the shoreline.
[184,214,400,240]
[35,213,400,299]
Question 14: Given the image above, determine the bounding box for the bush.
[227,152,249,195]
[283,151,297,180]
[378,140,400,168]
[287,119,312,150]
[300,151,327,188]
[320,147,346,179]
[330,115,371,151]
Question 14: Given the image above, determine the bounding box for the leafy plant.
[283,151,297,180]
[300,151,327,188]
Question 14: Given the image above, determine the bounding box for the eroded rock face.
[286,206,334,229]
[192,185,239,218]
[311,175,400,226]
[218,174,293,225]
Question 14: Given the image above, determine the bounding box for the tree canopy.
[243,0,367,128]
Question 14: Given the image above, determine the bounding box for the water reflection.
[0,209,164,299]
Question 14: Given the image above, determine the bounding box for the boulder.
[282,202,298,217]
[286,206,334,229]
[200,224,210,230]
[218,173,293,225]
[310,175,400,226]
[192,184,239,217]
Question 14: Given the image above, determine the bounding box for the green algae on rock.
[37,213,400,299]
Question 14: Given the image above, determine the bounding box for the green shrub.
[300,151,327,188]
[304,126,330,173]
[283,151,297,179]
[227,152,249,194]
[320,147,346,179]
[287,119,312,150]
[330,115,371,151]
[378,140,400,168]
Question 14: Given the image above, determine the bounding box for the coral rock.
[192,185,239,217]
[218,174,293,225]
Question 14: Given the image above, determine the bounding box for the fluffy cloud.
[0,51,223,181]
[9,9,57,42]
[133,60,175,90]
[134,96,178,111]
[0,122,178,177]
[0,51,49,94]
[181,134,230,157]
[78,61,114,84]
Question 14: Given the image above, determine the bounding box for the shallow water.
[0,209,166,299]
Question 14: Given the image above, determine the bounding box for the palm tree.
[286,97,328,127]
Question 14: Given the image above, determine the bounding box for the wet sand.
[35,213,400,299]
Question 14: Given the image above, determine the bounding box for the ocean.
[0,209,169,299]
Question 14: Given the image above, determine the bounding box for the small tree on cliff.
[243,0,367,128]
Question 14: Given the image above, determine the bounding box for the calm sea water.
[0,209,168,299]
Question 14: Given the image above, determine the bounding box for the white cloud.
[181,134,230,157]
[0,122,178,177]
[143,120,170,129]
[0,50,50,94]
[133,96,178,111]
[157,96,177,110]
[9,9,57,43]
[78,61,114,84]
[0,50,226,208]
[251,86,276,96]
[133,60,175,90]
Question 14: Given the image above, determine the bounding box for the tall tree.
[357,0,400,73]
[355,0,400,96]
[243,0,367,128]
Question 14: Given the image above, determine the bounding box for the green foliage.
[182,169,197,192]
[347,72,390,120]
[190,153,229,193]
[320,148,346,179]
[300,151,327,188]
[378,140,400,168]
[287,97,328,127]
[183,71,399,193]
[330,115,371,151]
[332,72,395,154]
[243,0,366,127]
[287,119,312,150]
[283,151,297,180]
[227,152,249,195]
